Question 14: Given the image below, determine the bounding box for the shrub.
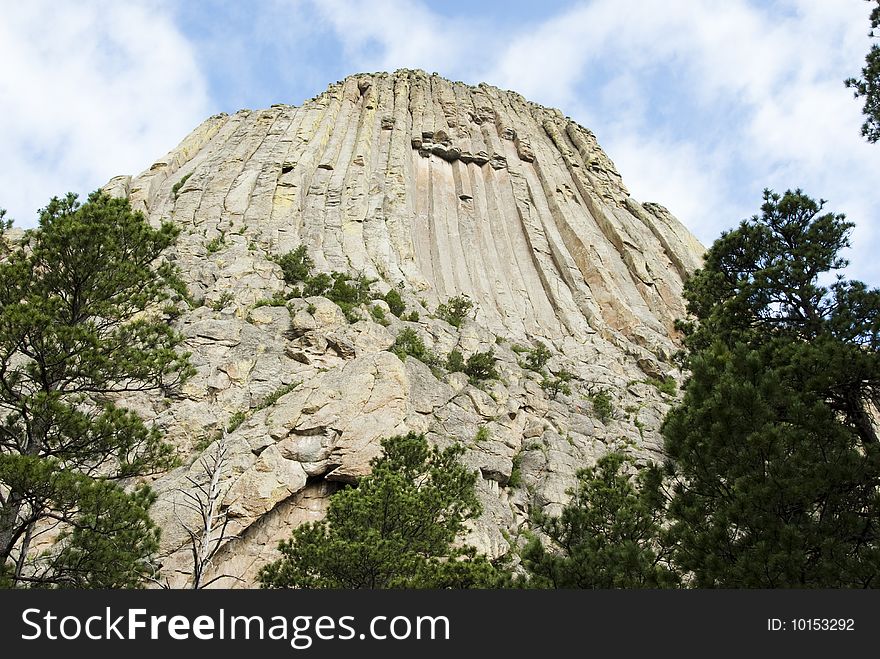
[205,232,226,254]
[522,341,552,371]
[646,376,677,396]
[508,452,523,488]
[370,304,389,326]
[464,349,498,384]
[302,272,332,297]
[227,411,247,433]
[436,295,473,328]
[209,291,234,311]
[446,349,466,373]
[253,292,288,308]
[590,388,613,423]
[324,272,375,322]
[328,272,371,305]
[256,382,300,411]
[474,426,490,443]
[541,369,574,399]
[277,245,314,284]
[403,310,420,322]
[390,328,435,365]
[171,173,192,199]
[383,289,406,317]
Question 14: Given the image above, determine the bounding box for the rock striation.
[103,70,704,587]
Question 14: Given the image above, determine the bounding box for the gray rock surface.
[101,70,703,587]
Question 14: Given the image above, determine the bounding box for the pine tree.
[663,189,880,587]
[0,191,192,587]
[521,451,678,588]
[259,432,499,588]
[846,1,880,142]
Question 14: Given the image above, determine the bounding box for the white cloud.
[308,0,487,79]
[7,0,880,284]
[0,0,210,226]
[480,0,880,282]
[605,135,740,245]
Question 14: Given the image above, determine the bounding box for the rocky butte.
[99,69,704,586]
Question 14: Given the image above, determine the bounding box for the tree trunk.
[0,490,25,564]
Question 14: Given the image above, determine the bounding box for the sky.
[3,0,880,283]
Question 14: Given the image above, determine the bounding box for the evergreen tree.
[521,451,678,588]
[846,1,880,142]
[0,191,192,587]
[664,189,880,587]
[259,433,499,588]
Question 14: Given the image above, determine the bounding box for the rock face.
[105,70,703,587]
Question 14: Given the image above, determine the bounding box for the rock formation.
[101,69,704,587]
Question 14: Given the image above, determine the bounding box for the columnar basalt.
[103,70,703,587]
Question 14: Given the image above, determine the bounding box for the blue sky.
[3,0,880,284]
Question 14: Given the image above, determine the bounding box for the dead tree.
[171,433,240,588]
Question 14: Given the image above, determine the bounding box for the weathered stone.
[98,69,703,587]
[223,445,308,520]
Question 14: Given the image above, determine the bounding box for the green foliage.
[258,432,497,588]
[590,389,613,423]
[436,295,473,328]
[171,173,192,199]
[165,271,197,309]
[680,189,856,351]
[383,288,406,317]
[633,417,645,439]
[663,189,880,587]
[205,231,226,254]
[508,452,523,488]
[521,341,551,371]
[446,348,466,374]
[276,245,377,323]
[0,191,192,587]
[209,291,234,311]
[302,272,331,297]
[306,303,317,315]
[403,310,419,322]
[370,304,389,326]
[308,272,375,323]
[221,382,300,435]
[0,208,11,256]
[253,292,288,308]
[646,376,677,396]
[47,481,160,588]
[256,382,300,412]
[521,451,678,588]
[664,344,880,587]
[541,369,574,399]
[846,2,880,142]
[389,328,435,365]
[226,411,247,433]
[464,349,498,384]
[474,426,490,443]
[277,245,313,285]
